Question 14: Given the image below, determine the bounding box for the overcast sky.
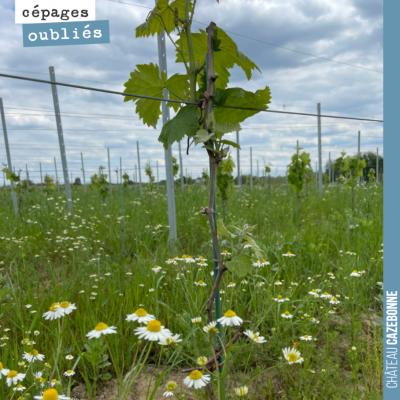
[0,0,383,183]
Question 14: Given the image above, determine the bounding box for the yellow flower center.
[285,311,290,316]
[224,310,236,318]
[229,282,233,285]
[311,289,316,292]
[262,259,266,262]
[276,280,280,283]
[147,320,162,332]
[332,297,337,301]
[287,251,292,255]
[223,250,227,253]
[52,379,57,383]
[323,292,328,295]
[198,280,204,285]
[7,370,18,378]
[94,323,108,331]
[67,370,72,374]
[189,370,203,380]
[49,303,61,312]
[182,255,187,259]
[135,308,148,317]
[254,334,259,340]
[60,301,70,308]
[32,350,39,356]
[167,381,177,390]
[0,362,3,370]
[288,353,298,362]
[43,388,59,400]
[303,335,308,338]
[277,295,282,299]
[353,270,358,273]
[199,256,204,259]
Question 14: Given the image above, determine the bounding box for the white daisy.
[241,279,248,284]
[282,347,304,364]
[243,243,252,249]
[42,303,63,321]
[86,323,117,339]
[253,261,262,268]
[158,334,182,346]
[64,370,75,377]
[163,390,174,397]
[329,297,340,305]
[221,250,231,256]
[283,252,295,257]
[13,384,26,391]
[227,282,236,288]
[191,317,202,324]
[195,280,207,287]
[243,330,267,344]
[126,308,156,324]
[152,266,162,273]
[328,310,335,314]
[183,370,211,389]
[320,292,332,299]
[0,362,10,377]
[308,290,318,296]
[134,320,172,342]
[281,311,293,319]
[203,321,219,334]
[65,355,74,360]
[23,350,45,363]
[6,370,26,387]
[261,259,270,266]
[235,386,249,396]
[217,310,243,327]
[310,318,320,324]
[274,280,282,286]
[300,335,313,341]
[350,270,361,277]
[58,301,77,316]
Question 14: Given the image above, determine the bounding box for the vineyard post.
[179,141,184,193]
[376,147,379,182]
[136,141,143,195]
[49,66,73,212]
[0,98,18,214]
[250,147,253,190]
[156,160,159,190]
[329,152,331,183]
[236,131,241,190]
[81,152,87,192]
[317,103,322,195]
[39,163,43,193]
[25,164,29,197]
[156,22,177,241]
[120,157,124,256]
[53,157,60,194]
[70,172,73,186]
[107,147,112,195]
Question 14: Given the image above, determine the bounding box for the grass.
[0,179,383,399]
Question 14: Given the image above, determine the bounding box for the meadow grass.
[0,180,383,399]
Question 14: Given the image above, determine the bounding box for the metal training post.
[49,66,73,212]
[0,98,18,214]
[156,24,177,241]
[136,141,143,195]
[81,152,86,191]
[54,157,60,194]
[317,103,322,195]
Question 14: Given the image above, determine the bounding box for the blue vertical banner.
[384,2,399,399]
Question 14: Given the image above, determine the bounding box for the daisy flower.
[281,311,293,319]
[197,261,207,267]
[42,303,63,321]
[217,310,243,327]
[300,335,313,341]
[23,350,45,363]
[0,362,10,377]
[350,270,361,277]
[58,301,77,316]
[328,310,335,314]
[191,317,202,324]
[152,266,162,273]
[291,282,298,286]
[203,321,219,334]
[183,370,211,389]
[158,334,182,346]
[320,292,332,299]
[329,297,340,305]
[163,380,177,397]
[65,355,74,360]
[308,289,318,296]
[261,259,270,266]
[33,388,71,399]
[195,280,207,287]
[185,257,196,264]
[64,370,75,377]
[243,330,267,344]
[310,318,320,324]
[196,356,208,366]
[235,386,249,397]
[6,370,26,387]
[283,252,295,257]
[274,295,285,303]
[134,320,172,341]
[253,261,262,268]
[282,347,304,364]
[13,384,26,391]
[241,279,248,284]
[274,280,282,286]
[243,243,252,249]
[227,282,236,288]
[221,250,231,256]
[126,308,156,324]
[86,323,117,339]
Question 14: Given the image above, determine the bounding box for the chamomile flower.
[86,323,117,339]
[196,356,208,366]
[191,317,202,324]
[244,243,252,249]
[217,310,243,327]
[64,370,75,377]
[235,386,249,397]
[320,292,332,299]
[126,309,156,324]
[184,370,211,389]
[6,370,26,387]
[158,334,182,346]
[253,261,262,267]
[227,282,236,288]
[33,388,71,399]
[261,259,270,266]
[0,362,10,377]
[281,311,293,319]
[282,347,304,364]
[23,350,45,362]
[152,266,162,273]
[13,384,26,391]
[329,297,340,305]
[300,335,313,341]
[58,302,77,316]
[42,303,63,321]
[195,280,207,287]
[283,252,295,257]
[310,318,320,324]
[308,289,318,296]
[328,310,335,314]
[274,295,285,303]
[241,279,248,284]
[134,320,172,341]
[163,381,177,397]
[350,270,361,277]
[203,321,219,334]
[274,280,282,286]
[65,355,74,360]
[243,330,267,344]
[291,282,298,286]
[221,250,231,256]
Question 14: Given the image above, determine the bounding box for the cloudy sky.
[0,0,383,184]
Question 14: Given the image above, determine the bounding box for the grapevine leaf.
[226,254,253,278]
[123,63,166,128]
[220,139,240,149]
[244,235,264,260]
[217,219,236,238]
[158,106,199,149]
[165,73,189,111]
[193,129,215,144]
[215,122,241,136]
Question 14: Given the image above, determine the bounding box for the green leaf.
[215,122,241,136]
[206,113,216,132]
[226,254,253,278]
[158,106,199,149]
[213,86,271,124]
[220,139,240,149]
[217,219,236,238]
[193,129,215,144]
[123,63,166,128]
[165,73,189,111]
[265,166,271,173]
[244,235,264,260]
